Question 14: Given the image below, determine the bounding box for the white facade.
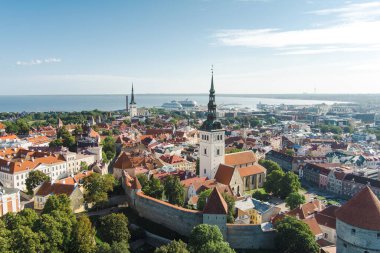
[199,129,225,179]
[130,104,138,117]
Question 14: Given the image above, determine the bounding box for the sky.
[1,0,380,95]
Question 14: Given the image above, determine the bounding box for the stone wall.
[133,191,203,237]
[226,224,276,250]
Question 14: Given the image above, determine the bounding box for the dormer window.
[351,229,356,235]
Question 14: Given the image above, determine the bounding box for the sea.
[0,94,340,113]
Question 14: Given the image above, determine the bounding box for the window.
[204,148,207,155]
[351,229,356,235]
[204,169,206,174]
[343,243,347,248]
[217,149,220,156]
[377,233,380,239]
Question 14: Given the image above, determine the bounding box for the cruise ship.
[179,99,198,108]
[161,101,183,110]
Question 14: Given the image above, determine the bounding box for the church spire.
[200,66,222,131]
[207,66,217,122]
[130,83,136,105]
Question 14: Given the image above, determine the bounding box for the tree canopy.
[163,175,185,206]
[83,173,115,205]
[154,240,189,253]
[285,192,306,210]
[25,170,49,195]
[142,177,164,199]
[97,213,130,245]
[71,216,97,253]
[259,159,282,174]
[188,224,235,253]
[275,216,319,253]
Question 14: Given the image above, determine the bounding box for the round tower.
[336,186,380,253]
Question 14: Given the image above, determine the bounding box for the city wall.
[133,191,203,237]
[226,224,276,250]
[125,189,276,250]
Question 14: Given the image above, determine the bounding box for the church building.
[199,70,266,197]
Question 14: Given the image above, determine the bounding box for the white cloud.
[310,2,380,21]
[214,1,380,55]
[16,58,62,66]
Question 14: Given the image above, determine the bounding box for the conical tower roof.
[203,187,228,215]
[336,186,380,230]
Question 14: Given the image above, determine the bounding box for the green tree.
[18,208,39,228]
[285,192,306,210]
[110,241,130,253]
[226,148,243,154]
[143,177,164,199]
[10,226,43,253]
[252,188,270,201]
[259,159,282,174]
[155,240,189,253]
[137,174,149,189]
[57,127,76,150]
[42,194,72,215]
[83,173,115,205]
[279,172,301,199]
[222,193,235,223]
[49,138,64,147]
[163,175,185,206]
[284,148,295,156]
[80,161,89,171]
[102,136,116,161]
[25,170,49,195]
[35,214,65,252]
[96,242,111,253]
[263,169,285,196]
[98,213,130,244]
[0,219,10,253]
[189,224,234,253]
[197,189,213,211]
[275,216,319,253]
[196,158,200,176]
[71,216,97,253]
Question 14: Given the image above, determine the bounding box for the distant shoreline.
[1,93,378,103]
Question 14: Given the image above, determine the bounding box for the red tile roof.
[225,151,257,166]
[238,164,266,177]
[214,164,235,184]
[36,181,75,196]
[303,217,323,236]
[287,200,323,219]
[336,186,380,230]
[203,187,228,215]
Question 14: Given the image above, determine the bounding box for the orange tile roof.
[336,186,380,230]
[287,200,322,219]
[0,135,18,141]
[0,122,5,130]
[214,164,235,184]
[225,151,257,166]
[303,217,323,236]
[36,181,75,196]
[238,164,266,177]
[27,135,51,145]
[181,177,207,188]
[203,187,228,215]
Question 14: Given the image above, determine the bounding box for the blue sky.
[1,0,380,95]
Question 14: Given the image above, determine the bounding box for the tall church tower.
[129,83,138,117]
[199,69,225,179]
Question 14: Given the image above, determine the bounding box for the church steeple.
[207,67,217,122]
[130,83,136,105]
[200,67,222,131]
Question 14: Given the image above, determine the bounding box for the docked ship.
[179,99,198,108]
[161,100,183,110]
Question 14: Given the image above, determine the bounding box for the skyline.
[1,0,380,95]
